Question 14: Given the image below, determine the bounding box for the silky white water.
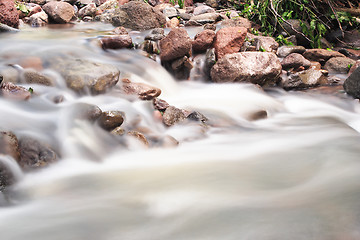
[1,23,360,240]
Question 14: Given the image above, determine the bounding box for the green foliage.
[275,34,294,46]
[169,0,184,9]
[15,2,29,15]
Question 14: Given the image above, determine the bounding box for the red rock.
[213,26,247,60]
[0,0,19,28]
[192,29,215,53]
[42,1,74,24]
[28,5,42,17]
[100,35,132,49]
[160,28,192,62]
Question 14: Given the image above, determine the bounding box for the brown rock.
[0,132,20,161]
[22,69,54,86]
[192,29,215,53]
[43,1,75,23]
[162,106,186,126]
[78,3,97,19]
[210,52,282,86]
[0,0,19,28]
[121,78,161,100]
[213,27,247,60]
[166,17,179,28]
[100,35,133,50]
[160,28,192,62]
[281,53,311,70]
[153,98,169,111]
[324,57,356,74]
[19,56,43,71]
[0,82,31,100]
[127,131,149,147]
[28,11,48,27]
[303,49,345,63]
[98,111,124,131]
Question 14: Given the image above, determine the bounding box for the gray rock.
[145,28,165,41]
[189,12,221,25]
[43,1,75,23]
[193,5,215,16]
[204,48,216,78]
[254,36,279,53]
[163,6,178,18]
[281,68,327,89]
[343,66,360,98]
[210,52,282,86]
[276,45,306,58]
[18,137,57,171]
[281,53,311,70]
[28,11,48,27]
[324,57,356,74]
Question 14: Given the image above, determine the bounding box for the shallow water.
[1,23,360,240]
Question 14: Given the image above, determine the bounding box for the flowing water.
[1,23,360,240]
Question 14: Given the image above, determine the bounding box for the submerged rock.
[213,26,247,59]
[162,106,186,127]
[343,66,360,98]
[100,34,132,50]
[0,82,31,100]
[0,160,15,191]
[18,137,57,171]
[210,52,282,86]
[0,132,20,161]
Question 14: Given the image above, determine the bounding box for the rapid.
[1,23,360,240]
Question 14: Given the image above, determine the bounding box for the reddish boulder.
[192,29,215,53]
[213,27,247,60]
[0,0,19,28]
[160,28,192,62]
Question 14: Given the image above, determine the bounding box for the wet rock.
[187,111,208,123]
[193,4,215,15]
[162,106,186,126]
[160,28,192,62]
[43,1,75,24]
[213,27,247,59]
[19,56,43,71]
[324,57,356,74]
[102,1,167,31]
[145,28,165,41]
[18,137,57,171]
[211,52,282,86]
[0,23,19,32]
[153,98,169,111]
[110,126,125,136]
[50,58,120,94]
[166,17,179,28]
[276,45,306,58]
[189,12,220,25]
[100,34,132,50]
[281,68,328,90]
[140,40,160,55]
[220,17,252,30]
[281,53,311,70]
[204,48,216,79]
[22,69,54,86]
[192,29,215,53]
[254,36,279,53]
[121,78,161,100]
[0,0,19,29]
[78,3,97,19]
[203,23,216,31]
[248,110,267,121]
[127,131,149,147]
[0,132,20,161]
[0,82,31,100]
[28,11,48,27]
[303,49,345,63]
[0,161,15,191]
[343,66,360,99]
[73,103,102,121]
[98,110,124,131]
[169,56,193,79]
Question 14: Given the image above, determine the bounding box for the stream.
[1,23,360,240]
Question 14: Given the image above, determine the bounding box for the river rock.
[153,98,169,111]
[303,49,345,63]
[127,131,149,147]
[163,106,186,126]
[73,103,102,121]
[343,66,360,99]
[0,132,20,161]
[22,69,54,86]
[121,78,161,100]
[324,57,356,74]
[166,17,179,28]
[98,110,124,131]
[170,56,193,79]
[0,161,15,191]
[210,52,282,86]
[160,28,192,62]
[193,4,215,15]
[189,12,220,25]
[18,136,57,171]
[43,1,75,23]
[145,28,165,41]
[0,0,19,29]
[140,40,160,54]
[204,48,216,78]
[281,53,311,70]
[192,29,215,53]
[276,45,306,58]
[281,68,327,89]
[220,17,252,30]
[50,58,120,94]
[163,6,178,18]
[78,3,97,19]
[213,27,247,59]
[28,10,48,27]
[254,36,279,53]
[0,82,31,100]
[101,1,167,31]
[100,34,132,50]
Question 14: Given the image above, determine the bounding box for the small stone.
[276,45,306,58]
[254,36,279,53]
[145,28,165,41]
[166,17,180,28]
[28,11,48,27]
[22,69,54,86]
[111,127,125,135]
[78,3,97,19]
[193,5,215,16]
[281,53,311,70]
[303,49,345,63]
[0,82,31,100]
[127,131,149,147]
[121,78,161,100]
[343,66,360,99]
[100,35,133,50]
[98,110,125,131]
[187,111,208,123]
[153,98,169,111]
[162,106,186,126]
[0,132,20,161]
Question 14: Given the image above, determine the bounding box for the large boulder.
[210,52,282,86]
[213,27,247,60]
[101,1,166,31]
[160,28,192,62]
[42,1,75,23]
[49,58,120,94]
[324,57,356,74]
[0,0,19,28]
[343,66,360,99]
